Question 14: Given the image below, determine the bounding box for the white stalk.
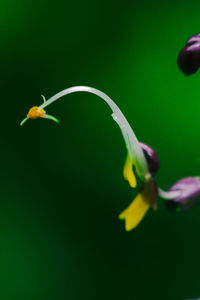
[22,86,150,181]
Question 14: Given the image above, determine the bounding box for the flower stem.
[39,86,150,181]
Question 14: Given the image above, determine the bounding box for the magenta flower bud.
[167,177,200,210]
[178,33,200,75]
[139,142,160,177]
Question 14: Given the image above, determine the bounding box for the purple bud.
[168,177,200,210]
[178,33,200,75]
[139,142,160,177]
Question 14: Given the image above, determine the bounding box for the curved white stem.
[20,117,28,126]
[39,86,150,181]
[158,187,181,200]
[41,95,46,103]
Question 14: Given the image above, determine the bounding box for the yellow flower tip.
[27,106,46,119]
[119,189,151,231]
[125,222,135,232]
[119,212,136,231]
[123,155,137,188]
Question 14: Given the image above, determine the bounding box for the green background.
[1,0,200,299]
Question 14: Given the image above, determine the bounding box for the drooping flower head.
[119,142,160,230]
[178,33,200,75]
[20,86,160,231]
[20,86,200,231]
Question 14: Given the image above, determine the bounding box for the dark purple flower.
[139,142,160,177]
[178,33,200,75]
[163,177,200,210]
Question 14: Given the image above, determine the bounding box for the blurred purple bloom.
[178,33,200,75]
[159,176,200,211]
[168,177,200,210]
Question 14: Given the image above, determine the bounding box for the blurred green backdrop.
[1,0,200,299]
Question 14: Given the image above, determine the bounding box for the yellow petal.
[123,155,137,188]
[119,192,150,231]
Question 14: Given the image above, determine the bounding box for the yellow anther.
[27,106,46,119]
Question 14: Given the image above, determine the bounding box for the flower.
[164,177,200,211]
[120,142,159,231]
[20,86,200,231]
[178,33,200,75]
[20,86,159,231]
